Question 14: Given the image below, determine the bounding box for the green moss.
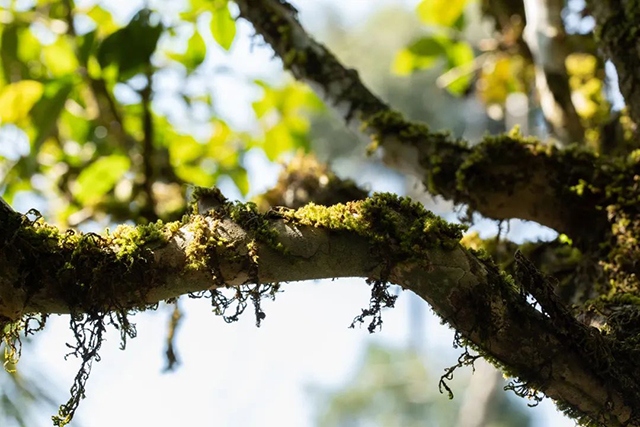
[281,192,465,258]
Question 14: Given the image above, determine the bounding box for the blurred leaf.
[417,0,469,27]
[228,167,249,196]
[43,36,79,76]
[97,9,162,79]
[210,1,236,51]
[208,120,239,167]
[392,36,446,75]
[441,41,474,95]
[75,155,130,205]
[168,30,206,70]
[176,164,216,187]
[77,30,96,65]
[445,41,474,68]
[0,80,44,123]
[0,24,21,83]
[85,5,118,37]
[169,134,205,165]
[263,122,295,161]
[252,81,318,160]
[15,26,42,70]
[30,78,74,151]
[181,0,212,21]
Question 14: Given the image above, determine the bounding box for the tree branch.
[233,0,612,247]
[523,0,584,145]
[0,193,639,425]
[588,0,640,128]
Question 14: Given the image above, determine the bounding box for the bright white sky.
[6,1,574,426]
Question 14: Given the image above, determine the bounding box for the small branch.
[140,70,157,220]
[588,0,640,129]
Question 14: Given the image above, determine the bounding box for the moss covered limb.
[588,0,640,128]
[234,0,616,247]
[0,194,464,318]
[2,193,640,425]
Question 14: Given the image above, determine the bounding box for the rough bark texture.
[0,193,638,426]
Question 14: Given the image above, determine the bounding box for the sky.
[4,0,576,426]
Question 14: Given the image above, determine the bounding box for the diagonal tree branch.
[0,192,638,426]
[233,0,615,247]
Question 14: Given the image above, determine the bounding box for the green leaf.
[228,168,249,196]
[0,24,20,83]
[75,155,130,205]
[85,5,118,37]
[392,37,446,75]
[441,41,474,96]
[77,31,96,65]
[445,41,474,68]
[30,78,74,151]
[168,30,206,70]
[169,134,205,165]
[0,80,44,124]
[97,9,162,79]
[43,36,79,76]
[210,2,236,51]
[417,0,469,27]
[262,122,295,161]
[176,164,216,187]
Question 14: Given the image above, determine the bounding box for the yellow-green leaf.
[75,155,130,205]
[417,0,468,27]
[168,30,206,70]
[210,2,236,51]
[392,36,446,75]
[228,168,249,196]
[43,36,79,76]
[0,80,44,124]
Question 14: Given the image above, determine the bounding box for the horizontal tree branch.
[0,193,638,426]
[233,0,613,247]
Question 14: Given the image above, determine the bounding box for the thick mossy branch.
[2,191,640,425]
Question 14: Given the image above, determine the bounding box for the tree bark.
[232,0,617,249]
[588,0,640,127]
[0,194,638,426]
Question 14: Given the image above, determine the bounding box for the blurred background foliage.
[0,0,619,425]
